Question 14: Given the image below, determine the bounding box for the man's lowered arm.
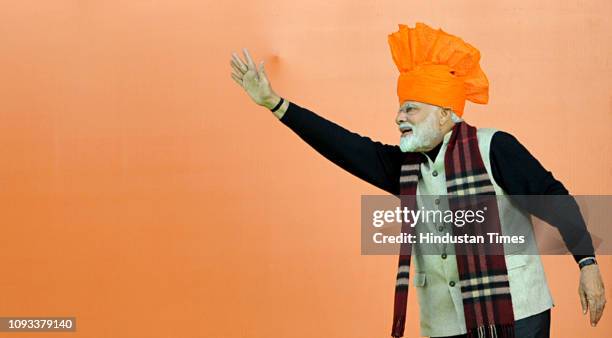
[489,131,606,327]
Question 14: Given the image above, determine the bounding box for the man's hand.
[579,264,606,326]
[230,48,280,110]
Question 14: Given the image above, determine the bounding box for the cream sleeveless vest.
[410,127,555,337]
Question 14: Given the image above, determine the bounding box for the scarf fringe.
[391,315,405,338]
[467,323,515,338]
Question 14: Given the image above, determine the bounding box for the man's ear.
[439,107,452,125]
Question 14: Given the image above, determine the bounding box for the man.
[229,22,605,338]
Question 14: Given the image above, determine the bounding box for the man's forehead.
[399,100,432,110]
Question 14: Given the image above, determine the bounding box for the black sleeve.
[279,101,404,195]
[489,131,596,264]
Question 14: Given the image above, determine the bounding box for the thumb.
[258,61,269,83]
[580,291,588,314]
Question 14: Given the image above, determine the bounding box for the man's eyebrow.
[399,103,418,112]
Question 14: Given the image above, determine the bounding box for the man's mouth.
[400,126,413,136]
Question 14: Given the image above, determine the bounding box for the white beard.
[399,112,441,152]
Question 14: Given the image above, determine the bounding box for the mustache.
[399,122,415,132]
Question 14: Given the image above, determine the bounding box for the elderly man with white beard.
[229,22,605,338]
[397,101,462,152]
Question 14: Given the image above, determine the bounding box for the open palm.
[230,48,278,108]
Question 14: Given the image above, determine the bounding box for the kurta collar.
[419,127,454,162]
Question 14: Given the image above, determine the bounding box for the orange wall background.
[0,1,610,337]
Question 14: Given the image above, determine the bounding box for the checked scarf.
[391,121,515,338]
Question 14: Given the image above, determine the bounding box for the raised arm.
[279,101,403,194]
[230,48,403,194]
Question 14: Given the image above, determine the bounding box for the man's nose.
[396,111,408,125]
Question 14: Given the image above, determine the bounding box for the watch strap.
[579,257,597,269]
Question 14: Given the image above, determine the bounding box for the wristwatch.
[579,257,598,270]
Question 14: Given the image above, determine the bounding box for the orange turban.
[387,23,489,117]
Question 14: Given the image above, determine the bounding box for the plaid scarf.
[391,121,515,338]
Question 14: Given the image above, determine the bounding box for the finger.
[231,60,245,75]
[231,57,247,74]
[231,69,243,80]
[243,48,256,70]
[231,52,248,72]
[258,61,268,82]
[231,73,243,87]
[589,299,598,325]
[580,292,588,314]
[592,299,606,325]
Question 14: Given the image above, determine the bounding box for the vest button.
[434,198,440,205]
[441,253,447,259]
[437,225,444,232]
[449,281,456,287]
[432,170,438,177]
